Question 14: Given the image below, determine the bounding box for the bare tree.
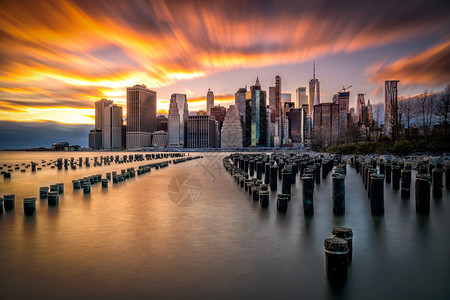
[398,96,416,137]
[435,85,450,136]
[418,90,435,140]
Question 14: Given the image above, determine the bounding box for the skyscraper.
[309,62,320,113]
[337,92,350,112]
[245,77,267,147]
[384,80,399,137]
[357,93,365,123]
[275,75,282,146]
[187,115,218,148]
[168,93,188,147]
[296,87,307,108]
[313,103,340,146]
[95,99,113,131]
[126,84,157,149]
[235,87,247,119]
[221,105,244,148]
[206,89,214,115]
[102,104,123,150]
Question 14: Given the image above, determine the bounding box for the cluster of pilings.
[324,227,353,280]
[1,154,202,216]
[0,153,188,177]
[353,155,448,215]
[223,152,343,215]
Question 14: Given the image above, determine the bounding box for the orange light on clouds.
[0,0,448,124]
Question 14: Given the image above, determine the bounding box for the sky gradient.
[0,0,449,128]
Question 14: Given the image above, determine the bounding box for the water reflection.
[0,152,449,299]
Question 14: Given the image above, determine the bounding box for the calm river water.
[0,151,449,299]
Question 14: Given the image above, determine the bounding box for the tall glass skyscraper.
[245,77,267,147]
[234,87,247,120]
[309,62,320,113]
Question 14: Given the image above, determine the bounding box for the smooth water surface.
[0,151,449,299]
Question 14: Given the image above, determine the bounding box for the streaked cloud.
[0,0,448,123]
[368,41,450,86]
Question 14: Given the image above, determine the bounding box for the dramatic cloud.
[0,0,449,123]
[368,41,450,86]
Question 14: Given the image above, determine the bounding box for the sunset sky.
[0,0,449,130]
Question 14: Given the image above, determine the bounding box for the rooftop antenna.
[313,61,315,80]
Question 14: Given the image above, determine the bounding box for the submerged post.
[23,197,37,215]
[415,174,431,215]
[302,174,314,216]
[332,173,345,215]
[324,238,349,277]
[401,169,411,198]
[370,174,385,215]
[432,169,443,198]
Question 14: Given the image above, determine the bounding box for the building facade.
[153,131,167,148]
[89,129,102,150]
[222,105,241,147]
[275,76,282,145]
[156,115,168,131]
[95,99,113,131]
[103,104,123,150]
[126,84,157,149]
[357,93,365,123]
[187,115,218,148]
[245,78,267,147]
[168,93,188,147]
[309,62,320,113]
[235,87,247,120]
[296,87,308,108]
[210,105,227,131]
[384,80,399,137]
[313,103,340,146]
[206,89,214,115]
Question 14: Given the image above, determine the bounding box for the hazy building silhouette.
[206,89,214,115]
[168,93,188,148]
[126,84,156,149]
[281,93,291,105]
[221,105,244,148]
[385,80,399,137]
[296,87,308,108]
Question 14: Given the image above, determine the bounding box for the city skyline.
[0,0,448,126]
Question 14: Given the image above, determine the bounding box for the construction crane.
[341,85,352,92]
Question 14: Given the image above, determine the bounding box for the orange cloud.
[0,0,448,123]
[367,41,450,86]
